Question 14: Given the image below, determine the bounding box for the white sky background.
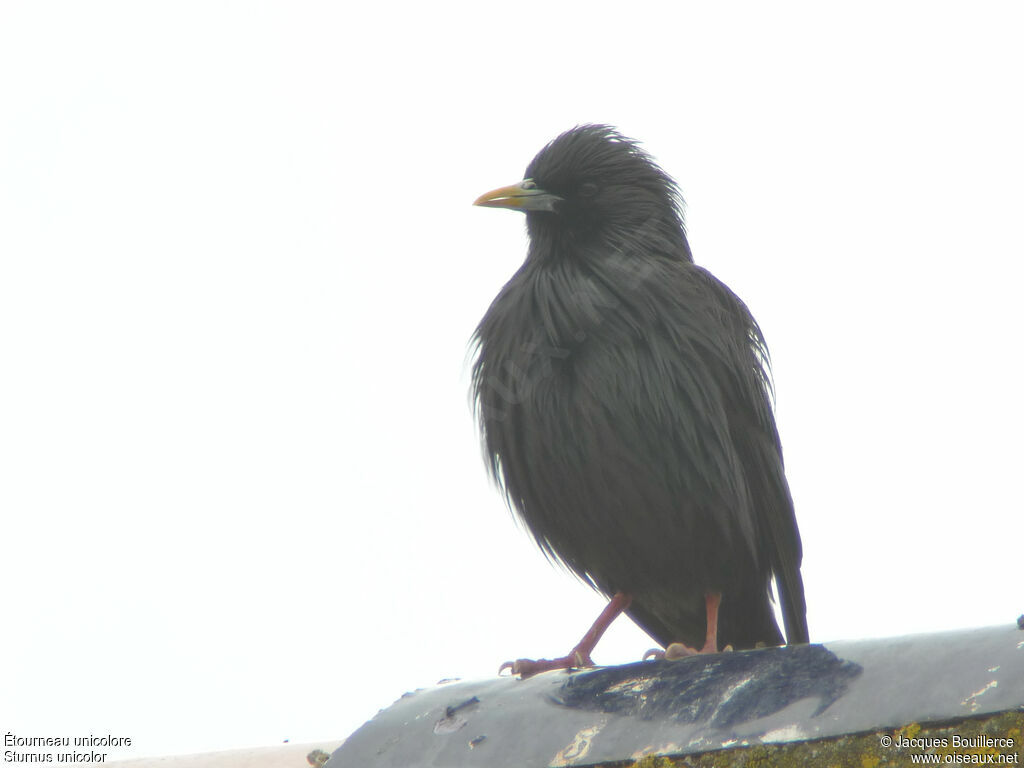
[2,1,1022,759]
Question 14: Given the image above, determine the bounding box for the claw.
[642,648,665,661]
[496,592,631,678]
[495,652,595,678]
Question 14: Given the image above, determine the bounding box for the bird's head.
[474,125,690,260]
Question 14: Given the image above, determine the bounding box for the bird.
[471,125,808,676]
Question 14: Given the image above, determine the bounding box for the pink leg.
[500,592,633,678]
[645,592,727,660]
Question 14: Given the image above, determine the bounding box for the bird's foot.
[643,591,729,661]
[499,592,632,678]
[643,642,733,660]
[499,648,594,678]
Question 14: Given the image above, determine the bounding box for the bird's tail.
[777,567,809,644]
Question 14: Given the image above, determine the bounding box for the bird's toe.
[664,642,700,659]
[497,652,593,678]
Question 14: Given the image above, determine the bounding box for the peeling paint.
[720,675,756,703]
[606,676,657,698]
[762,724,807,742]
[549,724,603,767]
[961,680,998,712]
[331,625,1024,766]
[685,734,714,750]
[629,743,684,760]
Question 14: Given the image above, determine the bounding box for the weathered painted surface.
[326,623,1024,767]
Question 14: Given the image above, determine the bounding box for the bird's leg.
[645,591,727,660]
[499,592,632,678]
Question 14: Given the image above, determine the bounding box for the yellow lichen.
[619,710,1024,768]
[630,756,677,768]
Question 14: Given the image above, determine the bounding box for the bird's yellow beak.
[474,180,561,213]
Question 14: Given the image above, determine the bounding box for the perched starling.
[472,125,808,676]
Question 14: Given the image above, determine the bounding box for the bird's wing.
[583,256,808,646]
[692,266,809,644]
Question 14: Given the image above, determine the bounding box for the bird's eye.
[521,179,537,190]
[579,182,598,197]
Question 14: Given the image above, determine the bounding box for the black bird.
[472,125,808,676]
